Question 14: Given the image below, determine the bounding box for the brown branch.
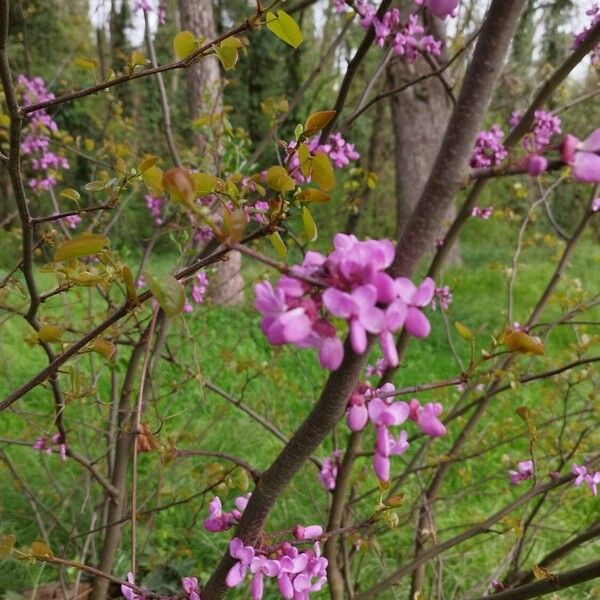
[176,448,261,481]
[469,560,600,600]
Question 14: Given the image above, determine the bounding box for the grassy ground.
[0,213,599,599]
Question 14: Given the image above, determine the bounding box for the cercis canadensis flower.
[203,494,250,532]
[508,460,534,485]
[414,0,459,19]
[572,463,600,496]
[254,234,436,371]
[431,285,453,311]
[17,75,70,191]
[561,129,600,183]
[471,206,493,220]
[470,125,507,169]
[226,536,328,600]
[33,434,67,461]
[346,383,446,483]
[572,3,600,64]
[319,450,342,490]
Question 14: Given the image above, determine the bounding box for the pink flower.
[293,525,323,540]
[319,450,341,490]
[373,452,391,482]
[508,460,534,485]
[226,538,255,587]
[408,399,446,437]
[424,0,459,19]
[561,129,600,183]
[250,556,281,600]
[470,125,507,168]
[347,387,369,431]
[203,497,234,532]
[182,577,201,600]
[121,572,143,600]
[394,277,435,338]
[527,154,548,177]
[368,396,410,427]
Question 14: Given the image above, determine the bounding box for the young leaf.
[38,324,63,343]
[454,321,474,341]
[84,180,105,192]
[193,172,218,195]
[144,272,185,317]
[266,165,295,193]
[311,152,336,191]
[92,338,117,360]
[298,188,330,203]
[0,534,16,559]
[138,156,159,174]
[73,57,97,72]
[505,330,544,355]
[222,208,247,243]
[31,541,53,559]
[54,233,109,261]
[59,188,80,203]
[142,165,164,194]
[304,110,336,136]
[216,44,238,70]
[302,206,318,242]
[266,10,304,49]
[121,265,138,304]
[173,31,198,59]
[163,167,195,204]
[269,231,287,258]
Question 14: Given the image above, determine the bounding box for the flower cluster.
[572,4,600,64]
[254,234,435,371]
[508,460,534,485]
[64,214,82,229]
[517,110,562,176]
[184,272,210,314]
[319,450,342,490]
[287,133,360,184]
[413,0,459,19]
[347,383,445,482]
[145,194,165,226]
[431,285,452,311]
[471,206,493,220]
[470,125,507,169]
[572,463,600,496]
[33,434,67,461]
[363,7,442,62]
[226,536,328,600]
[561,128,600,183]
[308,132,360,169]
[18,75,70,191]
[203,494,250,532]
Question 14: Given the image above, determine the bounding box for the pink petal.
[379,330,399,367]
[413,277,435,307]
[319,336,344,370]
[348,404,369,431]
[387,401,410,425]
[572,151,600,183]
[350,318,367,354]
[226,562,246,587]
[395,277,417,303]
[323,288,357,318]
[373,452,390,482]
[579,128,600,152]
[404,307,431,338]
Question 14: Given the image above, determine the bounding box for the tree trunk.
[388,9,460,263]
[178,0,244,305]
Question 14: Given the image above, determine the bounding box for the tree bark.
[388,8,459,264]
[178,0,244,305]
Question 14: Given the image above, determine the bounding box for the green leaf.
[266,166,295,193]
[173,31,198,59]
[193,172,218,195]
[216,38,241,70]
[311,152,336,191]
[144,272,185,317]
[121,265,138,304]
[269,231,287,258]
[59,188,80,202]
[84,180,105,192]
[137,156,159,174]
[266,10,304,49]
[0,534,16,559]
[302,206,317,242]
[142,165,164,194]
[73,57,97,72]
[54,233,109,261]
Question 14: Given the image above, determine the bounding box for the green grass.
[0,215,599,598]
